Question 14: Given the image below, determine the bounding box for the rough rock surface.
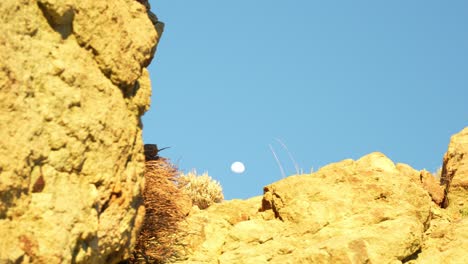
[0,0,161,263]
[411,208,468,264]
[441,127,468,211]
[171,136,468,264]
[172,153,437,263]
[420,170,445,206]
[410,127,468,264]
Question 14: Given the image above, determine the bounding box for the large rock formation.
[441,127,468,211]
[413,127,468,264]
[412,209,468,264]
[170,127,468,264]
[0,0,162,263]
[171,153,434,263]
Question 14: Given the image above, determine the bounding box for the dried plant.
[269,138,302,178]
[432,166,442,181]
[177,170,224,210]
[130,158,190,263]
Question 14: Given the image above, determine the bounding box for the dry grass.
[432,166,442,181]
[177,170,224,210]
[129,158,190,263]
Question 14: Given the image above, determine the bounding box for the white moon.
[231,161,245,174]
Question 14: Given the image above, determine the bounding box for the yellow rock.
[170,141,468,263]
[172,153,435,263]
[0,0,160,262]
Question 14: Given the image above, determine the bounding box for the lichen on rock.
[0,0,161,263]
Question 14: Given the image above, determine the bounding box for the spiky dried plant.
[177,170,224,210]
[130,158,190,263]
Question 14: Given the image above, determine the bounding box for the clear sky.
[143,1,468,200]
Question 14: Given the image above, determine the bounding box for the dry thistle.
[177,170,224,210]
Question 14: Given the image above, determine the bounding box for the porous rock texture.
[171,137,468,264]
[440,127,468,211]
[411,127,468,264]
[0,0,162,263]
[172,153,434,263]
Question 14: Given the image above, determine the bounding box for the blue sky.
[143,1,468,200]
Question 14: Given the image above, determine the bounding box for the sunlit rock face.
[441,127,468,209]
[0,0,162,262]
[170,134,468,264]
[415,127,468,264]
[170,153,435,263]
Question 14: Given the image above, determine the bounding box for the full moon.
[231,161,245,174]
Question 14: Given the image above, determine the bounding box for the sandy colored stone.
[0,0,161,263]
[440,127,468,207]
[396,164,445,206]
[407,127,468,264]
[440,127,468,215]
[170,133,468,264]
[172,153,434,263]
[406,127,468,264]
[420,170,445,206]
[410,207,468,264]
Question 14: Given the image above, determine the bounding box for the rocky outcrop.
[170,130,468,264]
[0,0,161,263]
[172,153,437,263]
[410,127,468,264]
[411,208,468,264]
[441,127,468,211]
[420,170,445,206]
